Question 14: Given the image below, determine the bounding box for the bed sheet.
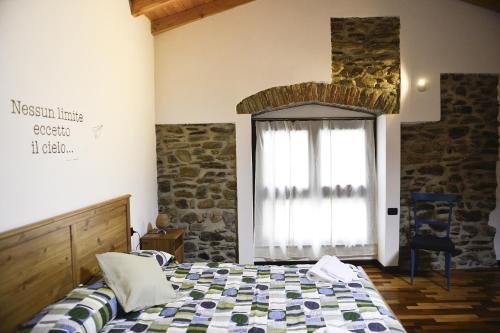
[98,262,406,333]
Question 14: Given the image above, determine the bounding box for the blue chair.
[410,192,458,291]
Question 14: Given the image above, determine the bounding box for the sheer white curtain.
[254,120,377,261]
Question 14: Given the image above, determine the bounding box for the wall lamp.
[416,78,427,92]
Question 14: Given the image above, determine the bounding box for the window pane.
[320,128,367,187]
[290,130,309,190]
[331,197,368,246]
[262,129,309,190]
[319,128,332,188]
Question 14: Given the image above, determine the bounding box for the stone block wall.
[400,74,498,269]
[331,17,400,112]
[156,124,237,262]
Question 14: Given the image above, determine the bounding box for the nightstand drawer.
[141,238,169,252]
[141,228,185,263]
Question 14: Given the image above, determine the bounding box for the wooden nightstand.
[141,228,185,263]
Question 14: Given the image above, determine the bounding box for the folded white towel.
[306,256,334,283]
[320,256,357,282]
[306,255,357,283]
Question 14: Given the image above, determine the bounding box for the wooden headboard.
[0,195,131,333]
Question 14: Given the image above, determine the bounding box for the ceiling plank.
[460,0,500,13]
[130,0,176,17]
[151,0,254,35]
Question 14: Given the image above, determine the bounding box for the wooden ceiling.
[130,0,254,35]
[461,0,500,13]
[131,0,499,36]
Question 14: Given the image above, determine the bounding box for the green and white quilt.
[20,262,406,333]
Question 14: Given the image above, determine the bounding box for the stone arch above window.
[236,82,398,116]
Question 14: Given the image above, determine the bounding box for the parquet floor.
[364,265,500,333]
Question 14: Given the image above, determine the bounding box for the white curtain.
[254,120,377,261]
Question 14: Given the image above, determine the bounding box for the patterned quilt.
[21,262,405,333]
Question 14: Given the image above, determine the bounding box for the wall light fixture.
[417,78,427,92]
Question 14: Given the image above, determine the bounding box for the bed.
[0,197,406,333]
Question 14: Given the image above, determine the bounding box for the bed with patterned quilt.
[20,260,405,333]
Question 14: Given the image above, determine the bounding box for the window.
[254,120,377,261]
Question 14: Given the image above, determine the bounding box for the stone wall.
[331,17,400,112]
[400,74,498,270]
[156,124,237,262]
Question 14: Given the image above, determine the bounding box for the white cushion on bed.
[96,252,177,312]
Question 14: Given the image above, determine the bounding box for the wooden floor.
[364,265,500,333]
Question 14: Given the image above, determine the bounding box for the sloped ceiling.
[461,0,500,13]
[132,1,499,36]
[129,0,254,35]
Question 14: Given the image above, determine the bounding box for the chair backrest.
[410,192,458,237]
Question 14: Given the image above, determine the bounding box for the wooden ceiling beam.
[460,0,500,13]
[151,0,254,35]
[130,0,175,17]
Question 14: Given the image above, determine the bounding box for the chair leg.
[445,252,451,291]
[410,248,416,286]
[414,250,418,276]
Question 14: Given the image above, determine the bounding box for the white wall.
[253,104,376,119]
[155,0,500,124]
[155,0,500,262]
[0,0,158,244]
[235,115,254,264]
[377,115,401,266]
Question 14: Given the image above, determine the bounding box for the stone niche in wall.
[156,124,237,262]
[331,17,400,112]
[400,74,498,270]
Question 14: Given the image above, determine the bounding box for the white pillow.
[96,252,177,312]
